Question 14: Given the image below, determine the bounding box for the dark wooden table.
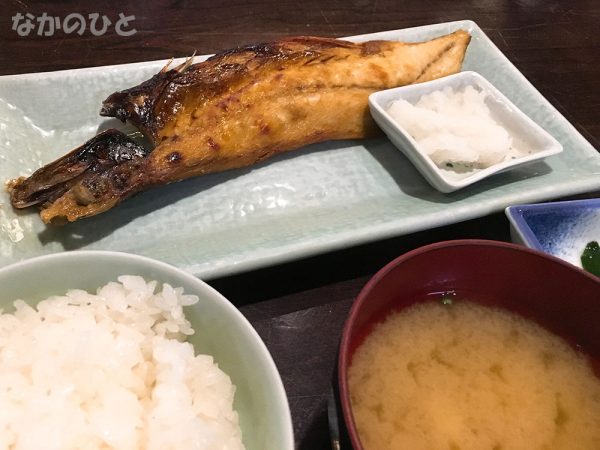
[2,1,599,448]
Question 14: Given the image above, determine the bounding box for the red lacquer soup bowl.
[338,240,600,449]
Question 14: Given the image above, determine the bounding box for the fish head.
[100,64,185,142]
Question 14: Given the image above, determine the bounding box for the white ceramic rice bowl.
[0,250,294,450]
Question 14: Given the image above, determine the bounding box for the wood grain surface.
[2,1,599,448]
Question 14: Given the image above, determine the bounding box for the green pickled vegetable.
[581,241,600,277]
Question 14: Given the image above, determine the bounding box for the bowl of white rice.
[0,251,293,450]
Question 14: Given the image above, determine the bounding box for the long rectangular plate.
[1,20,599,278]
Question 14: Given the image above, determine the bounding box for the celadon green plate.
[0,251,294,450]
[1,20,599,277]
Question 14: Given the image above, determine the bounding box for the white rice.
[0,276,245,450]
[387,85,526,171]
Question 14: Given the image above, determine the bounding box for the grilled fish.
[9,30,470,223]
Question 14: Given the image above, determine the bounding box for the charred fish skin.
[99,57,196,142]
[8,129,148,220]
[99,39,345,143]
[10,31,470,223]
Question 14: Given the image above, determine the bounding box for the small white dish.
[368,71,563,193]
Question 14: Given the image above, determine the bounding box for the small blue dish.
[505,198,600,270]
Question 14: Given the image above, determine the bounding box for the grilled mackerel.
[9,31,470,223]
